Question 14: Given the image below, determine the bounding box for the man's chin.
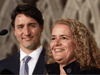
[24,44,37,50]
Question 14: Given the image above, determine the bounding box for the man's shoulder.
[42,47,46,52]
[0,52,20,74]
[0,52,19,64]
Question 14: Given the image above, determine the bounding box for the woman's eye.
[51,37,56,40]
[62,37,67,39]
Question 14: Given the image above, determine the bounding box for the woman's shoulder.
[86,68,100,74]
[63,61,100,74]
[46,62,60,74]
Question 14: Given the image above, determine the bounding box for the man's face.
[14,14,43,50]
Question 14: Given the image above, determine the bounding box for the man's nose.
[23,27,31,35]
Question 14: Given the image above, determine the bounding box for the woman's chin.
[55,58,64,64]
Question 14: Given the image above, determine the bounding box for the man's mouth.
[22,36,34,40]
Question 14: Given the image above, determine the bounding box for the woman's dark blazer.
[46,61,100,75]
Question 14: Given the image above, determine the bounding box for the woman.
[46,18,100,75]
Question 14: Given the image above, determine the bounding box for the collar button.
[48,68,53,73]
[66,68,72,73]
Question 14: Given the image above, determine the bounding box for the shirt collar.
[20,45,43,61]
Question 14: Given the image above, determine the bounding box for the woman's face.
[50,24,76,66]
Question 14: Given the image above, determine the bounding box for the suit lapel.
[10,52,20,74]
[8,48,46,74]
[33,48,46,74]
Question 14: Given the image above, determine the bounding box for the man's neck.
[20,44,41,55]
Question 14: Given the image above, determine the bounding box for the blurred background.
[0,0,100,60]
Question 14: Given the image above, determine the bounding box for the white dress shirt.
[19,45,43,75]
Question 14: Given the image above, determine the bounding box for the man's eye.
[18,26,23,29]
[30,25,35,27]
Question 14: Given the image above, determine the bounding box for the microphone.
[0,29,8,35]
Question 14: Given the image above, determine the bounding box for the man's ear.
[14,30,16,36]
[41,26,44,32]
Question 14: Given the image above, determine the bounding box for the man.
[0,4,46,75]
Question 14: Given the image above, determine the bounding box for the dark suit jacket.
[46,61,100,75]
[0,47,46,75]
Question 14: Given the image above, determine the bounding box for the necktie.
[20,56,31,75]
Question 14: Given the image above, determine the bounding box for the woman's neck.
[60,65,67,75]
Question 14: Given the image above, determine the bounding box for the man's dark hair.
[11,3,44,28]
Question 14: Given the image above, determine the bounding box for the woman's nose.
[54,39,61,46]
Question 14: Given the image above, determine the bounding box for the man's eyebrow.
[16,24,23,27]
[16,23,37,27]
[28,23,37,25]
